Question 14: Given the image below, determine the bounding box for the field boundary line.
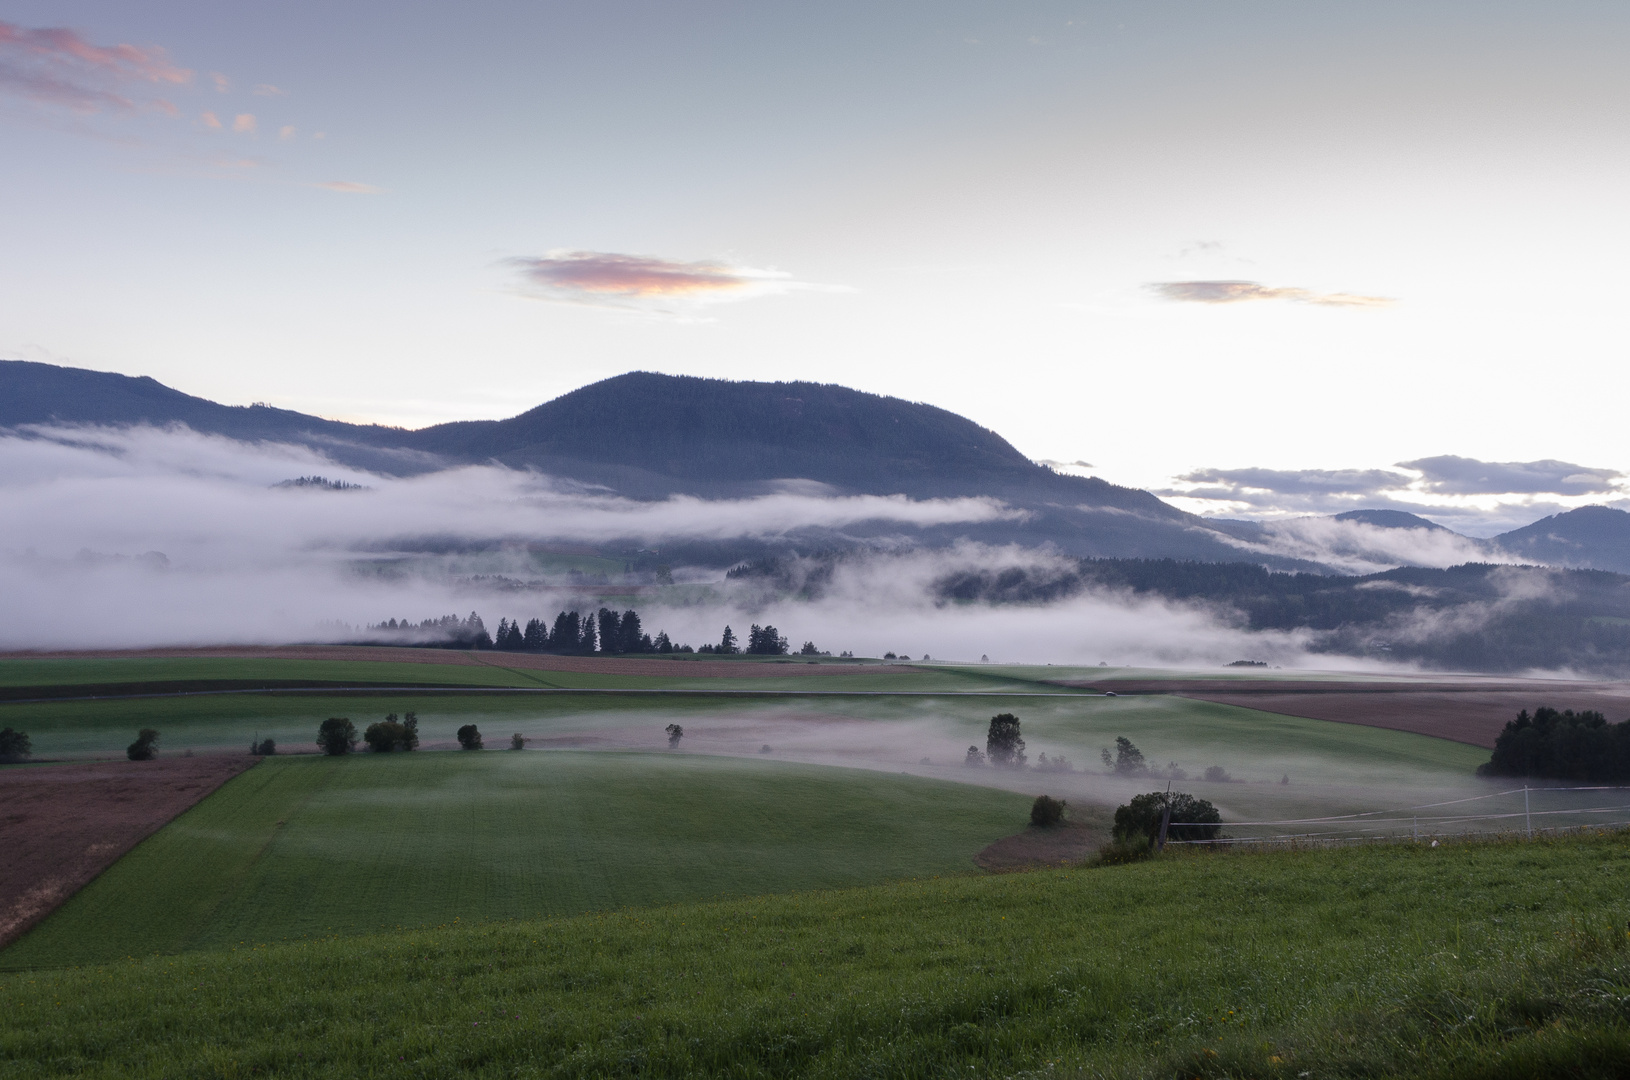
[0,686,1107,704]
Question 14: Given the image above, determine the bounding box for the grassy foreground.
[4,833,1629,1078]
[4,752,1032,969]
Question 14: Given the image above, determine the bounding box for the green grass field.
[3,751,1034,970]
[5,833,1628,1078]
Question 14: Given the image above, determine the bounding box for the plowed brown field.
[0,756,253,950]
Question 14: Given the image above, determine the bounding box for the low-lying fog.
[0,423,1439,668]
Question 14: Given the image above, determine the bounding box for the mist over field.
[0,423,1321,665]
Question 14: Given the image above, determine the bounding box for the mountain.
[1492,506,1630,574]
[1332,509,1451,531]
[4,360,1285,564]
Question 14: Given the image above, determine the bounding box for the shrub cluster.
[1029,795,1067,827]
[0,727,31,762]
[126,728,159,761]
[1112,791,1222,847]
[363,713,420,753]
[317,718,358,755]
[456,724,483,750]
[1479,707,1630,781]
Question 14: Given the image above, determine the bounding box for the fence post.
[1155,783,1173,852]
[1524,785,1531,838]
[1413,816,1418,842]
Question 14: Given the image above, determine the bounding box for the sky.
[3,1,1629,535]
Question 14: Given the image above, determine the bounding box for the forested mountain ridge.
[6,360,1628,571]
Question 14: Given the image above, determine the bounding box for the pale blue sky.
[3,1,1629,529]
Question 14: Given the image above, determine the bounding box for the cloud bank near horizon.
[0,421,1332,665]
[1162,456,1630,536]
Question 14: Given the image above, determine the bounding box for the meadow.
[4,833,1628,1078]
[2,752,1035,969]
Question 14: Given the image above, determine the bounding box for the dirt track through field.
[0,756,253,951]
[0,645,918,679]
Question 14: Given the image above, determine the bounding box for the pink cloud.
[0,19,191,114]
[231,112,255,133]
[313,181,381,194]
[200,110,221,128]
[1150,280,1394,308]
[507,250,844,312]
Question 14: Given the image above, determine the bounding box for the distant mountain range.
[5,359,1628,574]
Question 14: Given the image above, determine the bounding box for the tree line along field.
[1,752,1034,970]
[4,832,1628,1078]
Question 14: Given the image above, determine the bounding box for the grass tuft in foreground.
[3,832,1629,1078]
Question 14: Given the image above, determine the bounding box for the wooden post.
[1155,783,1173,852]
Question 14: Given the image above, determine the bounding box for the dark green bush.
[665,723,683,749]
[317,718,358,756]
[1095,839,1154,866]
[1030,795,1067,827]
[1480,706,1630,781]
[251,738,276,756]
[457,724,483,750]
[126,728,159,761]
[0,727,31,762]
[1112,791,1221,845]
[510,733,525,750]
[985,713,1026,768]
[364,721,410,752]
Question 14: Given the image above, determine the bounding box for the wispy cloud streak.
[509,251,847,313]
[0,19,190,113]
[1150,280,1393,308]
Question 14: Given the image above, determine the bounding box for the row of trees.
[1480,707,1630,782]
[316,716,500,754]
[369,610,826,658]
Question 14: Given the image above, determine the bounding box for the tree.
[1112,792,1221,847]
[799,641,820,656]
[1101,736,1147,776]
[578,616,597,655]
[401,712,420,751]
[1479,707,1630,782]
[747,624,789,655]
[618,609,644,653]
[1030,795,1067,827]
[317,717,358,756]
[457,724,483,750]
[718,625,738,654]
[654,631,673,653]
[0,727,31,762]
[510,733,525,750]
[551,610,579,653]
[985,713,1026,768]
[964,746,985,767]
[597,609,621,653]
[126,728,160,761]
[364,720,410,752]
[251,737,276,756]
[666,723,683,748]
[523,618,548,651]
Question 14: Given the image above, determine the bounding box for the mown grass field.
[5,833,1629,1078]
[3,752,1034,970]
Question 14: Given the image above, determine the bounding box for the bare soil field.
[0,756,253,949]
[0,645,915,679]
[1061,677,1630,748]
[974,819,1106,872]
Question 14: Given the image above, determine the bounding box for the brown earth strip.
[0,756,254,950]
[974,820,1106,872]
[0,645,916,679]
